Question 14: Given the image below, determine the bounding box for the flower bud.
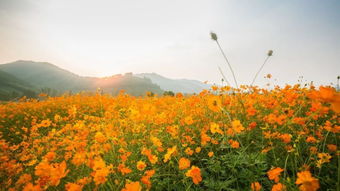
[210,32,218,41]
[268,50,273,56]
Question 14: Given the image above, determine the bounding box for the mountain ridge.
[0,60,211,100]
[135,73,210,94]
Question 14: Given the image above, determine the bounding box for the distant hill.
[0,61,163,99]
[135,73,210,94]
[0,69,37,100]
[0,60,211,100]
[0,60,92,92]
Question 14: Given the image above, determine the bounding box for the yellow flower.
[210,122,223,135]
[316,153,332,168]
[136,161,146,171]
[231,120,244,133]
[163,146,177,163]
[184,116,194,125]
[195,147,201,153]
[150,136,162,147]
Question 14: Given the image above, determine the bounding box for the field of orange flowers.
[0,85,339,191]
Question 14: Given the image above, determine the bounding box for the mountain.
[0,69,37,100]
[135,73,210,94]
[0,60,93,92]
[0,61,163,99]
[0,60,211,100]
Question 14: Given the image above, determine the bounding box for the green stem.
[216,40,238,89]
[218,66,231,87]
[251,56,270,86]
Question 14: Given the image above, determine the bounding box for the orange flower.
[185,166,202,185]
[295,170,320,191]
[327,144,337,152]
[118,164,132,175]
[141,169,156,188]
[248,122,257,129]
[122,181,142,191]
[44,151,56,162]
[228,139,240,148]
[23,183,42,191]
[179,157,191,170]
[262,147,272,153]
[184,116,194,125]
[271,183,286,191]
[306,136,317,143]
[313,86,340,113]
[207,96,221,112]
[35,160,69,187]
[65,183,83,191]
[208,152,214,157]
[279,134,291,143]
[71,153,86,166]
[318,86,335,101]
[39,119,51,127]
[136,161,146,171]
[231,120,245,133]
[148,154,158,164]
[246,107,257,116]
[16,173,32,186]
[49,161,69,186]
[309,146,318,154]
[185,147,194,156]
[94,132,107,143]
[201,132,211,145]
[267,167,283,183]
[77,177,92,185]
[250,182,261,191]
[91,158,111,185]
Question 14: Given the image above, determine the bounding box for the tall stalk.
[251,50,273,86]
[211,32,238,89]
[218,66,231,87]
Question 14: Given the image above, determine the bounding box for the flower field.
[0,85,339,191]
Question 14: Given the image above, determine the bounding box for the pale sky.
[0,0,339,87]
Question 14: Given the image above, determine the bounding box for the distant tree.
[163,91,175,97]
[147,91,155,97]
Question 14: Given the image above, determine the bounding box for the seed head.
[267,50,273,56]
[210,32,218,41]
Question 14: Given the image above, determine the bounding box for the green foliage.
[163,91,175,96]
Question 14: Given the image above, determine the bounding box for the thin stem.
[218,66,231,87]
[215,40,238,89]
[251,56,270,86]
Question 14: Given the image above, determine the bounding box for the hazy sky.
[0,0,339,86]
